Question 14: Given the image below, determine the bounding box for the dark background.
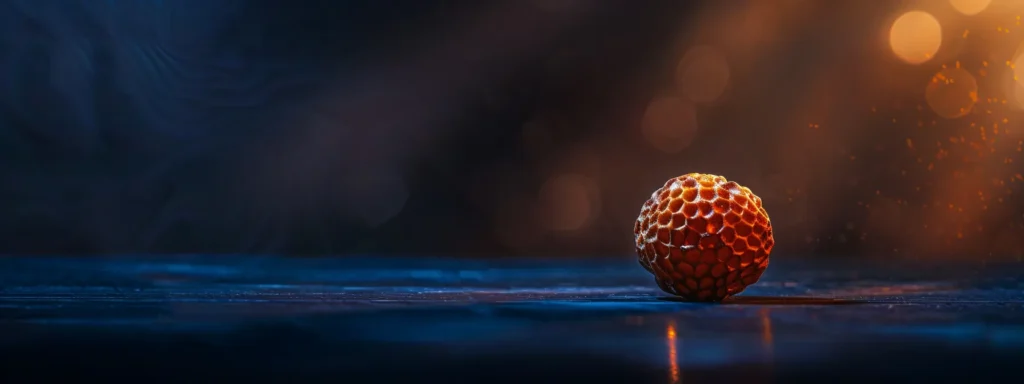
[0,0,1021,259]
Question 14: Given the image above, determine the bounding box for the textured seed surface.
[634,173,774,302]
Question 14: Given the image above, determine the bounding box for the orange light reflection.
[667,322,680,384]
[760,308,774,352]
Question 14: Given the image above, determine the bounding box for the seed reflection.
[760,308,774,354]
[667,321,680,384]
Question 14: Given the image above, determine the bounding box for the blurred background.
[0,0,1022,260]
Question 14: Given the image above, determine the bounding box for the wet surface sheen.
[1,256,1022,383]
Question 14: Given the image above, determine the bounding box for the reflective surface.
[1,256,1022,382]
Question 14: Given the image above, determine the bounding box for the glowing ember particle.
[634,173,773,302]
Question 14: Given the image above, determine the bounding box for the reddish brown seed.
[694,263,709,277]
[677,263,695,276]
[685,278,698,290]
[676,283,691,294]
[700,277,715,289]
[684,249,701,264]
[700,249,717,264]
[711,263,726,278]
[635,173,773,302]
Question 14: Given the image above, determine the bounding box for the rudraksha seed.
[634,173,773,302]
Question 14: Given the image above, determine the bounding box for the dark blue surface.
[1,256,1023,383]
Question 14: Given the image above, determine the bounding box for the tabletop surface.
[1,255,1022,383]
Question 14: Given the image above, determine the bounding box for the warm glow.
[641,96,700,154]
[1012,81,1024,111]
[1013,53,1024,88]
[667,322,680,384]
[925,67,978,119]
[1006,49,1024,110]
[889,11,942,65]
[949,0,991,15]
[676,45,731,104]
[760,308,774,350]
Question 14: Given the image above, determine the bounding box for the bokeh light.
[924,66,978,119]
[641,95,699,153]
[1012,80,1024,111]
[949,0,991,16]
[675,45,731,104]
[537,173,600,231]
[889,11,942,65]
[1013,51,1024,88]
